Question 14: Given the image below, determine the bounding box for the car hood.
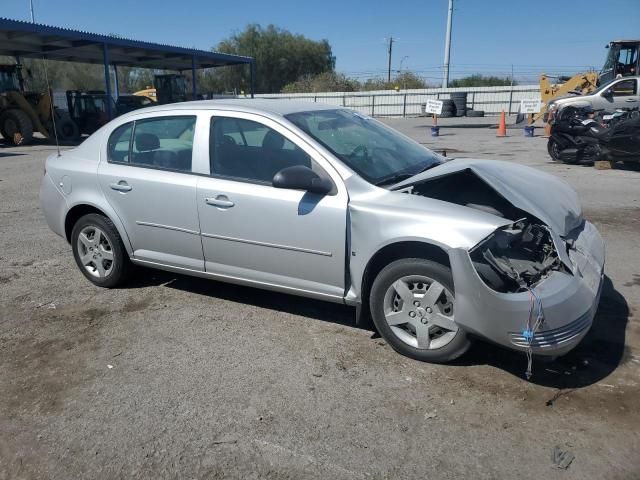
[549,95,591,109]
[393,158,583,236]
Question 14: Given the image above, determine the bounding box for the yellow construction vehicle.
[0,63,78,145]
[133,87,157,101]
[133,74,188,104]
[536,40,640,121]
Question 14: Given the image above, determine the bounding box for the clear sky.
[3,0,639,83]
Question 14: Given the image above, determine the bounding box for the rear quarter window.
[107,122,133,163]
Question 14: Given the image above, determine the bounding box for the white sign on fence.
[520,99,542,114]
[425,99,444,115]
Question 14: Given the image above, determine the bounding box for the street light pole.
[442,0,453,88]
[387,36,394,83]
[29,0,35,22]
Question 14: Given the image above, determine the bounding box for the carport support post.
[250,60,255,98]
[191,55,197,100]
[113,64,120,99]
[102,43,113,120]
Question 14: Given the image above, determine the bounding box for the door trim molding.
[200,232,333,257]
[136,221,200,236]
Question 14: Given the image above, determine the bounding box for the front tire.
[71,213,131,288]
[369,258,470,363]
[547,137,567,162]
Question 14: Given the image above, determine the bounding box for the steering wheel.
[349,145,369,158]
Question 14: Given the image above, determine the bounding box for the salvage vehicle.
[548,105,640,164]
[40,100,605,366]
[546,76,639,123]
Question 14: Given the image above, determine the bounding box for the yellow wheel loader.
[0,64,78,146]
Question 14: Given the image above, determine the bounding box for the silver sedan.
[40,100,605,365]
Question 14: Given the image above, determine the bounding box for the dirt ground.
[1,117,639,479]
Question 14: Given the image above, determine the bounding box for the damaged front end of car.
[394,160,605,360]
[469,220,568,294]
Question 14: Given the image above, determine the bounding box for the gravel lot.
[1,117,639,479]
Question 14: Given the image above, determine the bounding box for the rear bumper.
[449,221,604,357]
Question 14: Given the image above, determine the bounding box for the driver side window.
[209,116,318,184]
[611,79,637,97]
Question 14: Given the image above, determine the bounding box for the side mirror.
[603,88,614,98]
[272,165,333,195]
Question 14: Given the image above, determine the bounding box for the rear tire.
[0,109,34,145]
[55,112,80,141]
[369,258,471,363]
[71,213,131,288]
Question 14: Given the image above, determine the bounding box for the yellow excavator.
[0,63,78,145]
[536,39,640,121]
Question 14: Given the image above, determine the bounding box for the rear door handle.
[205,196,234,208]
[625,98,638,102]
[110,182,132,192]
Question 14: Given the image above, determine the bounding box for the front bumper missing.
[449,221,605,357]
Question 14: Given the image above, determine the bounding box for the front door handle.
[205,196,234,208]
[624,98,638,102]
[110,182,132,192]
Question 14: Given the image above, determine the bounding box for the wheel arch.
[64,202,133,255]
[356,241,451,325]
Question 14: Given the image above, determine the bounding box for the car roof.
[121,98,341,119]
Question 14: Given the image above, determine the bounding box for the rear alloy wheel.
[370,258,470,363]
[71,213,131,287]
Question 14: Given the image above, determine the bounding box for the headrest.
[135,132,160,151]
[261,130,284,150]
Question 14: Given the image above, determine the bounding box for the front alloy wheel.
[370,258,470,363]
[384,275,457,350]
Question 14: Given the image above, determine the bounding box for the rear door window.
[130,116,196,172]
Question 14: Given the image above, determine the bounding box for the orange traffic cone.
[497,111,507,137]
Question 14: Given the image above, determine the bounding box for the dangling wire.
[524,287,544,380]
[42,56,60,157]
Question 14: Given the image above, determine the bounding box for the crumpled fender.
[347,188,511,301]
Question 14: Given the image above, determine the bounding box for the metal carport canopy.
[0,17,255,115]
[0,17,253,71]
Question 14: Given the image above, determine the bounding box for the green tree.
[360,72,428,91]
[282,71,360,93]
[449,74,515,87]
[212,24,335,94]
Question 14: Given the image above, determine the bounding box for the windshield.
[285,109,443,185]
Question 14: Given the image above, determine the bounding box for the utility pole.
[29,0,35,22]
[442,0,453,88]
[387,36,394,83]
